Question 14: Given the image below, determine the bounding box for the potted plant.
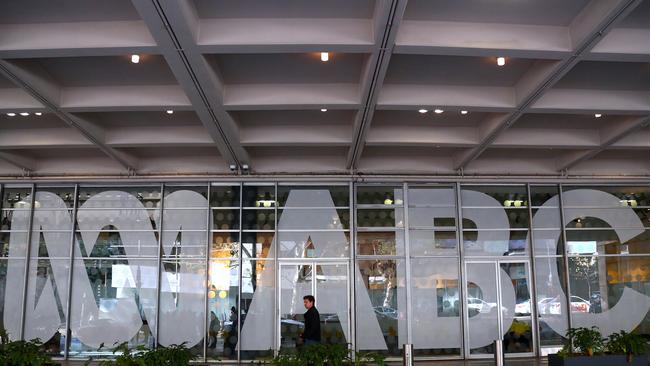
[549,327,647,366]
[607,330,647,364]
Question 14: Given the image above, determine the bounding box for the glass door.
[464,260,535,358]
[278,262,349,351]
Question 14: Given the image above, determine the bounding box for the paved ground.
[58,358,549,365]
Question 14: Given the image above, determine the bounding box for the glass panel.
[534,256,568,347]
[23,259,69,357]
[411,258,461,356]
[466,262,499,355]
[242,232,273,259]
[500,262,533,354]
[2,186,32,209]
[564,208,650,228]
[357,231,404,256]
[210,185,240,208]
[35,186,76,208]
[278,209,350,230]
[530,186,559,207]
[278,186,349,207]
[356,186,403,206]
[316,263,349,346]
[242,209,275,230]
[207,260,239,360]
[75,231,159,258]
[212,232,240,259]
[408,186,455,208]
[280,264,312,350]
[241,259,275,360]
[409,230,457,256]
[279,232,349,259]
[461,186,528,208]
[1,209,30,257]
[77,187,161,208]
[357,208,404,228]
[408,208,456,229]
[463,230,528,256]
[356,259,406,356]
[567,255,650,339]
[243,186,275,208]
[562,186,650,207]
[212,209,240,230]
[68,259,157,358]
[165,186,208,205]
[565,229,650,255]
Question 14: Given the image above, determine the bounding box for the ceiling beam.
[453,0,645,172]
[0,59,139,173]
[132,0,250,170]
[347,0,408,170]
[0,151,35,174]
[556,115,650,172]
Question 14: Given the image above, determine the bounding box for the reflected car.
[373,306,398,319]
[514,299,532,315]
[467,297,497,314]
[537,296,591,315]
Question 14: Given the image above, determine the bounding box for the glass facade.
[1,181,650,361]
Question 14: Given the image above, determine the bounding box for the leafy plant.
[607,330,647,363]
[560,326,606,357]
[98,342,197,366]
[270,344,385,366]
[0,337,56,366]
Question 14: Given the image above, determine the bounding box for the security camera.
[241,164,249,171]
[229,164,237,172]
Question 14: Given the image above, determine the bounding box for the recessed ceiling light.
[460,110,468,115]
[434,109,444,114]
[19,112,29,116]
[320,108,327,112]
[497,57,506,66]
[166,109,174,114]
[320,52,329,62]
[6,113,16,117]
[594,113,602,118]
[418,109,428,114]
[35,112,42,116]
[131,54,140,64]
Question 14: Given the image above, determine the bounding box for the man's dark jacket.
[303,306,321,341]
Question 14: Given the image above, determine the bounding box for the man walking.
[302,295,321,346]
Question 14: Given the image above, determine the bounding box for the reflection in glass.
[241,260,274,359]
[356,260,406,356]
[242,209,275,230]
[463,230,528,256]
[357,231,404,256]
[409,230,456,256]
[206,260,239,360]
[411,258,460,356]
[212,209,239,230]
[357,186,403,206]
[23,259,69,357]
[210,185,240,208]
[534,256,567,347]
[243,186,275,208]
[241,232,273,259]
[68,259,157,357]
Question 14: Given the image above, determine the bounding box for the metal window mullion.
[403,183,413,346]
[203,183,211,362]
[63,184,79,359]
[19,184,36,340]
[349,180,356,357]
[526,184,540,356]
[456,182,469,359]
[273,182,279,356]
[237,182,243,363]
[558,184,573,333]
[154,183,165,348]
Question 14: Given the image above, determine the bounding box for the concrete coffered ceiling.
[0,0,648,178]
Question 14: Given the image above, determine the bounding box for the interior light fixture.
[35,112,42,116]
[434,109,444,114]
[6,113,16,117]
[19,112,29,116]
[320,52,329,62]
[131,54,140,64]
[460,110,468,115]
[418,109,428,114]
[166,110,174,114]
[321,108,327,112]
[594,113,602,118]
[497,57,506,66]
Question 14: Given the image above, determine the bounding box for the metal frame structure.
[1,179,649,363]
